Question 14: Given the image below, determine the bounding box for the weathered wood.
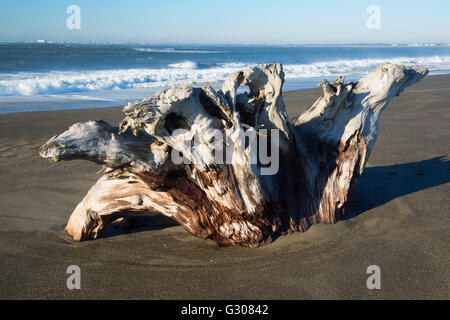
[40,63,428,247]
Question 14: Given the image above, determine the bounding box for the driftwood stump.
[40,63,428,247]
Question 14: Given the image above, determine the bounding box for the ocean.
[1,43,450,113]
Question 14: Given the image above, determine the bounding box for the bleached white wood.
[40,63,428,247]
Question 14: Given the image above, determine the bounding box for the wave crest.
[134,47,226,54]
[1,55,449,96]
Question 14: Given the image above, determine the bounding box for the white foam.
[1,55,449,96]
[134,47,226,54]
[283,56,450,79]
[168,61,199,69]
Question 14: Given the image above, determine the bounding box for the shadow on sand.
[345,156,450,219]
[100,213,179,239]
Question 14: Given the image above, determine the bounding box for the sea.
[1,43,450,113]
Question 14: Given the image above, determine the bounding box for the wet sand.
[0,75,449,299]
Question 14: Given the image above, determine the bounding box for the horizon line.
[2,40,450,47]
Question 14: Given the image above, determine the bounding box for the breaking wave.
[134,47,226,54]
[1,56,449,96]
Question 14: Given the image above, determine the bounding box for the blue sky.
[0,0,449,44]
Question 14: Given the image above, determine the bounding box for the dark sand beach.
[0,75,449,299]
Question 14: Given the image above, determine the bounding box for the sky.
[0,0,449,44]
